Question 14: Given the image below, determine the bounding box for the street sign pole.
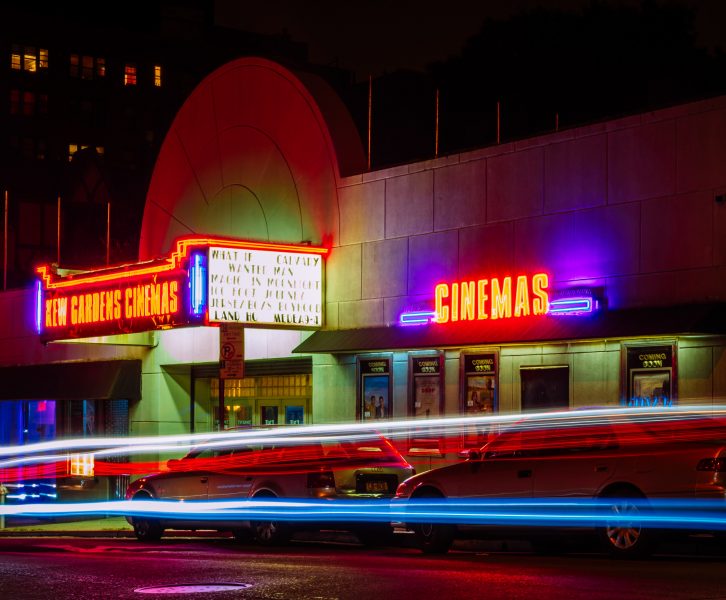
[219,323,245,430]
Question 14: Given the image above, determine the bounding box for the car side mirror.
[467,449,482,461]
[166,458,181,470]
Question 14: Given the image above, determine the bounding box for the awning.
[0,360,141,401]
[293,304,726,354]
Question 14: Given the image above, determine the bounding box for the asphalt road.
[0,536,725,600]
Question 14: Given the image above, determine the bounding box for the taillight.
[696,458,726,472]
[307,470,335,489]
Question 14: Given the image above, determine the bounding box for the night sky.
[217,0,726,80]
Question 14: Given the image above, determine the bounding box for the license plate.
[365,480,389,493]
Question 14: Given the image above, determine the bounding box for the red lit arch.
[139,58,364,261]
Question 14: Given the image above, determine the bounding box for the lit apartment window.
[23,46,37,72]
[70,54,79,77]
[11,45,46,72]
[11,45,21,70]
[124,64,136,86]
[68,143,104,161]
[97,57,106,77]
[154,65,162,87]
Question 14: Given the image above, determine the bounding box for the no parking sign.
[219,323,244,379]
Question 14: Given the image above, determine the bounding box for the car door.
[531,424,618,498]
[455,429,535,498]
[206,447,256,500]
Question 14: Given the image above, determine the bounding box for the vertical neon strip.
[189,252,207,316]
[35,279,43,333]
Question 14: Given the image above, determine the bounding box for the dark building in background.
[3,2,726,289]
[0,2,314,285]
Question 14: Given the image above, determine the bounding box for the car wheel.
[598,488,654,558]
[132,517,164,542]
[130,492,164,542]
[251,493,291,546]
[355,523,395,547]
[412,491,455,554]
[252,519,291,546]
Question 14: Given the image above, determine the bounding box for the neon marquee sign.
[36,236,328,342]
[434,273,549,323]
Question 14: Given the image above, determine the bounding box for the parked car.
[393,412,726,557]
[125,432,414,545]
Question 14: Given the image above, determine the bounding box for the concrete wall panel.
[408,231,459,296]
[608,120,676,204]
[678,346,713,404]
[544,134,606,213]
[339,180,384,246]
[458,221,515,279]
[362,237,408,299]
[641,191,712,273]
[434,160,486,230]
[677,108,726,193]
[385,171,434,238]
[326,243,361,302]
[487,147,543,222]
[338,298,384,329]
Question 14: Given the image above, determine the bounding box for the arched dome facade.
[139,57,364,260]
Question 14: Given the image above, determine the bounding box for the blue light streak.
[1,498,724,531]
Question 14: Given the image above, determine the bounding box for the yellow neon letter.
[460,281,476,321]
[532,273,549,315]
[490,276,512,319]
[514,275,530,317]
[435,283,450,323]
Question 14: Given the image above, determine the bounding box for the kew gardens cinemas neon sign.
[36,236,328,342]
[434,273,549,323]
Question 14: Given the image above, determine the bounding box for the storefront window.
[209,374,311,428]
[520,366,569,411]
[0,400,57,502]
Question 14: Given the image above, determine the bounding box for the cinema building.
[2,57,726,499]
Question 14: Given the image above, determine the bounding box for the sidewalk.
[0,516,134,537]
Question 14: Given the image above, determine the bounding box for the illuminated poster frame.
[460,351,499,450]
[409,354,443,418]
[357,356,392,421]
[622,342,677,407]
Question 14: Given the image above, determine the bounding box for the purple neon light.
[547,296,596,316]
[35,279,43,333]
[399,310,437,325]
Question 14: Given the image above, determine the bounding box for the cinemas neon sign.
[36,236,328,342]
[434,273,549,323]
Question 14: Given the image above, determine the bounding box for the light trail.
[0,498,725,530]
[1,405,725,470]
